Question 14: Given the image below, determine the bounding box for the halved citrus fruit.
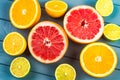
[80,42,117,77]
[45,0,68,18]
[64,5,104,44]
[10,57,31,78]
[55,63,76,80]
[95,0,114,16]
[104,24,120,41]
[10,0,41,29]
[28,21,68,64]
[3,32,27,56]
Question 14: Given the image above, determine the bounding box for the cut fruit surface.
[10,57,31,78]
[80,42,117,77]
[10,0,41,29]
[28,21,68,64]
[3,32,27,56]
[64,5,104,44]
[55,63,76,80]
[45,0,68,18]
[95,0,114,16]
[104,24,120,41]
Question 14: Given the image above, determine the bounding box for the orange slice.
[45,0,68,18]
[10,0,41,29]
[80,42,117,77]
[3,32,27,56]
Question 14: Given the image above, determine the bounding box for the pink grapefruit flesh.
[64,5,104,44]
[28,21,68,64]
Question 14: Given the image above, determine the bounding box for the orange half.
[45,0,68,18]
[80,42,117,77]
[10,0,41,29]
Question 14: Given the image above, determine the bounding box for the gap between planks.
[0,63,54,77]
[0,62,120,78]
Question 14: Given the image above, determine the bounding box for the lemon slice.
[55,63,76,80]
[104,24,120,41]
[45,0,68,18]
[10,57,31,78]
[95,0,114,16]
[3,32,27,56]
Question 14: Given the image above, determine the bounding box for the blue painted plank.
[0,0,120,80]
[113,0,120,5]
[0,41,120,80]
[0,14,120,47]
[0,64,55,80]
[104,4,120,25]
[0,20,30,40]
[1,0,120,25]
[0,0,12,20]
[0,56,120,80]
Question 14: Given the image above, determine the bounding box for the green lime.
[55,63,76,80]
[95,0,114,16]
[104,24,120,41]
[10,57,31,78]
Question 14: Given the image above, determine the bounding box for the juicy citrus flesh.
[10,57,31,78]
[10,0,41,29]
[64,5,104,44]
[55,63,76,80]
[28,21,68,64]
[80,42,117,77]
[104,24,120,41]
[45,0,68,18]
[95,0,114,16]
[3,32,27,56]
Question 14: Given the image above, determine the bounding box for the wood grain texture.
[0,0,120,80]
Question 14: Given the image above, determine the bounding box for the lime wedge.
[104,24,120,41]
[95,0,114,16]
[55,63,76,80]
[10,57,31,78]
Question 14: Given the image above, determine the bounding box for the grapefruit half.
[28,21,68,64]
[64,5,104,44]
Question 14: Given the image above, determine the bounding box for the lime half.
[95,0,114,16]
[55,63,76,80]
[104,24,120,41]
[10,57,31,78]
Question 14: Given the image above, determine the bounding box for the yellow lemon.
[10,57,31,78]
[55,63,76,80]
[3,32,27,56]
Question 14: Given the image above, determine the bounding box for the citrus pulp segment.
[80,42,117,77]
[10,0,41,29]
[95,0,114,16]
[104,24,120,41]
[55,63,76,80]
[64,5,104,44]
[10,57,31,78]
[45,0,68,18]
[28,21,68,64]
[3,32,27,56]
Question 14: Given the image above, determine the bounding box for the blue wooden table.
[0,0,120,80]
